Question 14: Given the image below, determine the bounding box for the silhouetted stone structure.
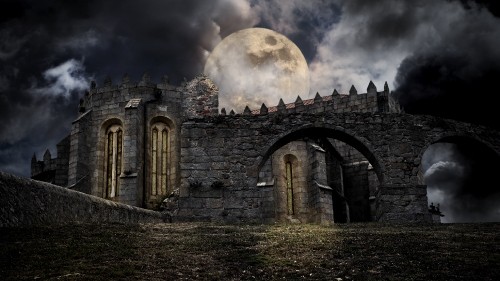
[30,75,500,224]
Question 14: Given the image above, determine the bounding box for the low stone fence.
[0,172,167,227]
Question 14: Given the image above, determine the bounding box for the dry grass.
[1,222,499,280]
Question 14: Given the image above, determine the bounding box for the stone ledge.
[0,172,167,227]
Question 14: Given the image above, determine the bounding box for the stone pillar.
[375,140,431,222]
[68,111,91,193]
[317,184,334,224]
[376,185,432,222]
[308,142,334,224]
[121,98,144,206]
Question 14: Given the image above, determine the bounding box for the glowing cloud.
[31,59,89,97]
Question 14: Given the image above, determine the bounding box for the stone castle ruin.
[30,74,500,223]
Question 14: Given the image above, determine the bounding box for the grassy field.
[1,222,499,280]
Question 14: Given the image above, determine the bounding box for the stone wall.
[177,111,500,223]
[0,172,167,227]
[68,110,91,192]
[376,185,429,222]
[29,75,500,224]
[331,140,367,164]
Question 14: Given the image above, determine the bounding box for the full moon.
[204,28,310,113]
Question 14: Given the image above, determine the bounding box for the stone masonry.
[0,171,166,227]
[31,75,500,224]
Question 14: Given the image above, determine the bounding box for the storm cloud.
[423,142,500,223]
[0,0,258,176]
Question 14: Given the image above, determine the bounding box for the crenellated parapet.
[79,73,218,119]
[220,81,401,116]
[80,73,178,117]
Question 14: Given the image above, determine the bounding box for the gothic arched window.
[285,161,294,215]
[151,122,169,196]
[104,124,123,198]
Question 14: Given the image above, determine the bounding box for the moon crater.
[204,28,310,112]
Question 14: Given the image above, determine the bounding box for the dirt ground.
[1,222,499,280]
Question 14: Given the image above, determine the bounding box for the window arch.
[104,124,123,198]
[285,160,294,215]
[283,153,299,217]
[151,122,170,196]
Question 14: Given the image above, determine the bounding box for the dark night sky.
[1,0,499,222]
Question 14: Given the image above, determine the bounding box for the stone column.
[121,98,144,206]
[68,111,91,193]
[308,142,334,224]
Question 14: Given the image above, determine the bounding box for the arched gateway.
[31,76,500,223]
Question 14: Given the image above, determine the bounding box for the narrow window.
[115,129,122,196]
[104,124,123,198]
[151,122,169,197]
[106,132,113,197]
[161,129,168,195]
[286,161,294,215]
[152,128,158,195]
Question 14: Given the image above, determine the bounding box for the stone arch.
[150,116,176,130]
[145,116,178,208]
[434,135,500,155]
[96,118,124,198]
[255,125,384,223]
[418,134,500,222]
[417,134,500,185]
[257,125,384,185]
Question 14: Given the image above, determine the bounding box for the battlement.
[78,73,179,114]
[84,73,219,97]
[88,73,176,93]
[219,81,401,116]
[81,75,399,119]
[77,74,219,119]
